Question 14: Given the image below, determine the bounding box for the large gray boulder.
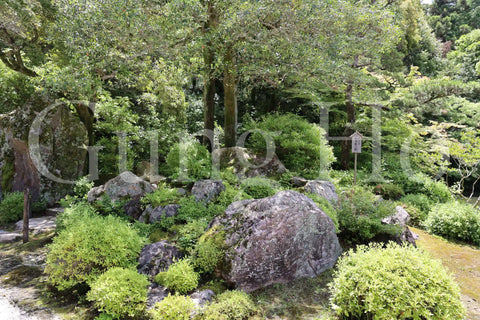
[87,171,154,202]
[191,179,225,204]
[304,180,338,203]
[137,241,184,279]
[139,205,180,224]
[381,206,418,246]
[210,190,341,292]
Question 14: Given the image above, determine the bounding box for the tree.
[448,29,480,81]
[0,0,54,77]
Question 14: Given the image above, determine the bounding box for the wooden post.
[354,153,358,186]
[23,189,30,244]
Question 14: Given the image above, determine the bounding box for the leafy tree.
[0,0,55,77]
[447,29,480,81]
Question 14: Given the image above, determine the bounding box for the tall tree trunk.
[223,45,237,148]
[341,84,355,170]
[202,1,218,150]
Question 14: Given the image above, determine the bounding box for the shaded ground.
[412,227,480,320]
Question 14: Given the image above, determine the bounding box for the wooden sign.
[351,131,363,153]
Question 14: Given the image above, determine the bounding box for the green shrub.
[192,241,223,273]
[329,243,466,320]
[306,193,339,232]
[166,137,211,181]
[56,202,97,231]
[149,294,196,320]
[425,201,480,245]
[423,178,452,203]
[176,196,209,222]
[336,187,399,244]
[93,195,128,217]
[0,192,24,225]
[73,176,94,199]
[155,259,199,294]
[215,184,250,208]
[45,215,145,290]
[241,177,278,199]
[400,193,433,225]
[201,290,256,320]
[31,199,47,214]
[142,185,181,207]
[177,220,207,252]
[87,267,148,319]
[94,313,115,320]
[372,183,404,200]
[244,113,334,179]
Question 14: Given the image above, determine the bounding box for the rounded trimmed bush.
[0,192,24,225]
[87,267,149,319]
[45,214,145,290]
[192,241,223,273]
[244,113,334,179]
[201,290,257,320]
[329,242,466,320]
[149,294,196,320]
[155,259,199,294]
[425,201,480,245]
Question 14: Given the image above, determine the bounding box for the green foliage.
[0,192,24,225]
[192,241,223,274]
[73,177,94,199]
[45,215,145,290]
[155,259,199,294]
[177,220,207,252]
[0,159,14,193]
[241,177,278,199]
[448,29,480,81]
[244,113,334,179]
[166,137,211,181]
[94,313,115,320]
[425,201,480,245]
[329,242,466,320]
[215,184,251,208]
[93,195,128,217]
[149,294,197,320]
[306,193,339,232]
[400,193,433,226]
[372,183,405,200]
[201,290,257,320]
[87,267,149,319]
[31,199,47,214]
[336,187,399,244]
[55,202,97,232]
[142,185,181,207]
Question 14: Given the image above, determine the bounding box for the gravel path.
[0,288,39,320]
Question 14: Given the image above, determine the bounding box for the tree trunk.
[223,45,237,148]
[341,84,355,170]
[202,1,218,150]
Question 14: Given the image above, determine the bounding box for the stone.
[87,171,154,202]
[304,180,338,203]
[381,206,418,246]
[139,205,180,224]
[0,232,22,243]
[190,290,215,308]
[191,179,225,204]
[45,207,64,217]
[212,147,286,179]
[123,199,143,220]
[15,216,56,235]
[137,241,184,279]
[210,190,341,292]
[291,176,308,187]
[146,283,168,309]
[0,103,88,205]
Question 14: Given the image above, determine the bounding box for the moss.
[1,265,43,286]
[412,227,480,303]
[1,157,14,194]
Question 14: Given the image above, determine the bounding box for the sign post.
[350,131,363,185]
